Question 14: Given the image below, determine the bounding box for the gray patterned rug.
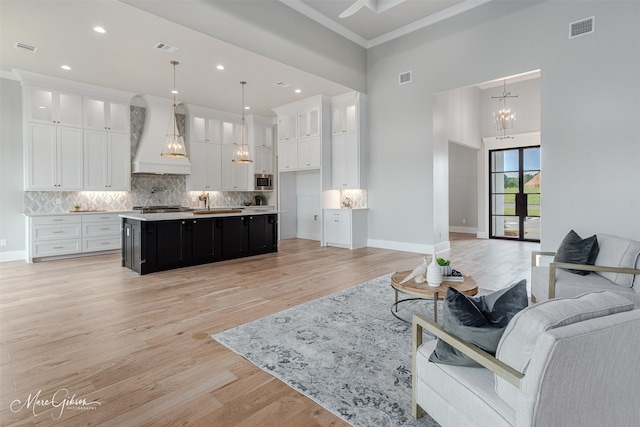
[212,273,441,427]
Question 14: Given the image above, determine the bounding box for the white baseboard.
[476,231,489,239]
[297,233,320,241]
[449,226,477,234]
[367,239,450,255]
[0,250,26,262]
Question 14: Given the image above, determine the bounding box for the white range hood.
[132,95,191,175]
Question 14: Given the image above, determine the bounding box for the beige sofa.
[412,291,640,426]
[531,234,640,306]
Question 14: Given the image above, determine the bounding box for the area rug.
[212,273,442,427]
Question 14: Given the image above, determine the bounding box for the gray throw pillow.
[554,230,599,275]
[429,279,528,366]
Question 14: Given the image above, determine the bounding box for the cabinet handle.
[52,246,63,249]
[100,242,109,245]
[53,219,63,221]
[193,220,197,224]
[181,221,185,224]
[100,227,109,230]
[52,231,64,234]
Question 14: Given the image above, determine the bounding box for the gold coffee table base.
[390,271,478,323]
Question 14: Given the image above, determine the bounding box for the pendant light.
[492,80,518,140]
[232,81,253,163]
[161,60,187,158]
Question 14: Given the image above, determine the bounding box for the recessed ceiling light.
[295,89,302,94]
[61,65,71,71]
[244,106,250,110]
[94,26,106,34]
[171,90,178,94]
[216,65,224,70]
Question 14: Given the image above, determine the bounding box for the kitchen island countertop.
[119,208,279,221]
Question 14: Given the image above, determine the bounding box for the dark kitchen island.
[120,209,278,275]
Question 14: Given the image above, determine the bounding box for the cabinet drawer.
[83,222,121,236]
[31,215,81,225]
[82,235,121,252]
[83,213,122,223]
[32,224,81,240]
[32,239,81,257]
[325,210,350,222]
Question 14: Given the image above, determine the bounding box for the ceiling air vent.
[399,71,412,85]
[275,81,291,88]
[154,42,178,53]
[14,42,37,53]
[569,16,594,39]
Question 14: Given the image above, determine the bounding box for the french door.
[490,147,540,241]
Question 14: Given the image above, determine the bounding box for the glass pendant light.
[232,81,253,163]
[161,60,187,158]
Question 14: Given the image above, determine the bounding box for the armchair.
[412,291,640,427]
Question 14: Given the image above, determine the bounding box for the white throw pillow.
[594,234,640,287]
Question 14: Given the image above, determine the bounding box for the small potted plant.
[73,203,81,212]
[437,258,452,276]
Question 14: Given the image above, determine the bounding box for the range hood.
[132,95,191,175]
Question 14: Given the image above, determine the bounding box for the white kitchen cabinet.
[26,123,83,190]
[298,106,320,139]
[332,99,357,135]
[28,215,82,261]
[84,97,129,133]
[222,120,241,145]
[84,130,130,190]
[192,116,222,143]
[297,137,321,169]
[27,213,123,262]
[25,87,83,128]
[332,133,361,189]
[187,141,222,191]
[82,213,121,252]
[277,114,297,142]
[330,91,368,189]
[323,209,368,250]
[278,139,298,171]
[254,146,273,175]
[221,145,250,190]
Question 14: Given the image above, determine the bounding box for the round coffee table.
[390,271,478,323]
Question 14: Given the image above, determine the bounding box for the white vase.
[427,254,443,287]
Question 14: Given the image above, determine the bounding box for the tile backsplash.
[23,175,272,213]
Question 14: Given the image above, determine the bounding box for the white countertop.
[119,208,280,221]
[24,210,137,217]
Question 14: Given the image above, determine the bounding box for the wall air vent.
[14,42,37,53]
[154,42,178,53]
[569,17,594,39]
[275,81,291,88]
[399,71,412,85]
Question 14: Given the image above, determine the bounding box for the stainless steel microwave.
[255,174,273,190]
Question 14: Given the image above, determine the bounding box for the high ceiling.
[0,0,492,117]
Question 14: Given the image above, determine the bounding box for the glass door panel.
[490,147,540,242]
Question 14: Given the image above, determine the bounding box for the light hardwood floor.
[0,235,538,426]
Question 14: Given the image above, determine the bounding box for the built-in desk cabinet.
[323,209,368,250]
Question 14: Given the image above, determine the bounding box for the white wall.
[367,0,640,252]
[0,77,25,261]
[449,142,478,231]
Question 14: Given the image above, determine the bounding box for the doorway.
[489,146,540,241]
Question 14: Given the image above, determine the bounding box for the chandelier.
[161,60,187,158]
[492,80,517,140]
[232,81,253,163]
